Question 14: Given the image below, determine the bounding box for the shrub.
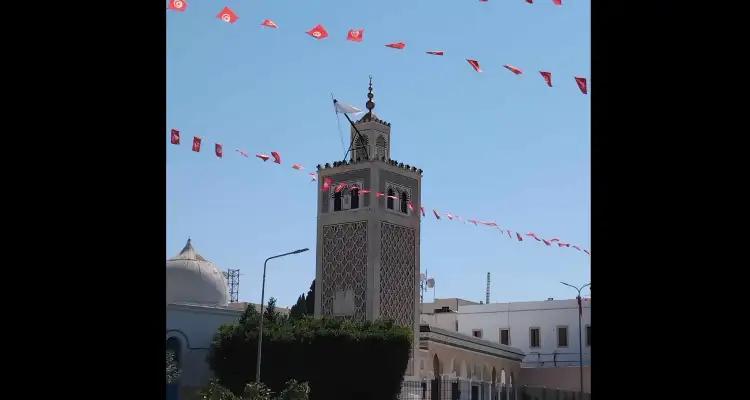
[208,309,412,400]
[277,379,310,400]
[200,379,239,400]
[242,382,273,400]
[166,350,180,384]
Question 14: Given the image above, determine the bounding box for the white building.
[422,298,590,368]
[166,239,289,400]
[421,297,591,393]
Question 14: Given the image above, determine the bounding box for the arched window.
[376,135,387,159]
[400,191,409,214]
[334,191,342,211]
[387,188,395,210]
[355,136,369,160]
[350,187,359,209]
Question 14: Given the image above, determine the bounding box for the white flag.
[334,100,362,114]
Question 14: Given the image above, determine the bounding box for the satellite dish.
[426,278,435,288]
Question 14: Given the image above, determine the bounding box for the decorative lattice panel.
[379,222,416,327]
[321,221,368,320]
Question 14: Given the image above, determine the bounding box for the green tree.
[200,379,239,400]
[207,316,411,400]
[263,297,278,322]
[303,280,315,315]
[242,382,272,400]
[239,301,260,325]
[288,295,306,320]
[277,380,310,400]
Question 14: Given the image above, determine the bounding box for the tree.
[208,316,412,400]
[264,297,278,322]
[201,379,239,400]
[288,295,307,321]
[239,301,260,325]
[303,280,315,315]
[277,380,310,400]
[242,382,273,400]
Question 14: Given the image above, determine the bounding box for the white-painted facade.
[421,298,590,368]
[167,303,242,392]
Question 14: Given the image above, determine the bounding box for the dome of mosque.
[166,239,229,306]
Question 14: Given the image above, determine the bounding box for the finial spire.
[365,75,375,115]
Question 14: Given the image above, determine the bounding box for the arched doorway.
[431,354,441,400]
[492,367,498,400]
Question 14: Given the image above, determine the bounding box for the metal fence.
[399,379,589,400]
[517,386,590,400]
[399,377,517,400]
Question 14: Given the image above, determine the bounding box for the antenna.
[420,271,435,304]
[225,268,240,303]
[486,272,491,304]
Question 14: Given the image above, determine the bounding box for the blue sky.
[167,1,590,308]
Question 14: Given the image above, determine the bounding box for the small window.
[472,329,483,339]
[387,188,395,210]
[500,329,510,345]
[350,188,359,209]
[333,191,342,211]
[586,325,591,347]
[529,328,540,348]
[557,326,568,347]
[400,192,409,214]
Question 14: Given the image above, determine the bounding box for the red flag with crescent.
[170,129,180,145]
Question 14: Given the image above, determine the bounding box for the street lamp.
[560,281,591,398]
[256,248,309,383]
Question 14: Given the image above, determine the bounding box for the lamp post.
[560,281,590,398]
[255,248,309,383]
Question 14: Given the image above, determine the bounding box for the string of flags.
[169,127,590,257]
[167,2,589,95]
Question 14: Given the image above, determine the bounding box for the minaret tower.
[314,78,423,375]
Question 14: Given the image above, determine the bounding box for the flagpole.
[333,99,369,161]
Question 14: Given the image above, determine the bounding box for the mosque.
[167,82,527,400]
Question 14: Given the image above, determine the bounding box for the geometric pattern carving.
[379,222,416,327]
[321,221,368,320]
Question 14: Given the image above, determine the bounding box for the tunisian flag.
[347,29,364,42]
[503,65,523,75]
[271,151,282,164]
[217,7,239,24]
[307,24,329,40]
[261,19,278,29]
[540,71,553,87]
[466,59,482,73]
[575,77,588,94]
[192,136,201,152]
[170,129,180,145]
[168,0,187,12]
[322,177,332,191]
[426,50,444,56]
[385,42,406,49]
[215,143,223,158]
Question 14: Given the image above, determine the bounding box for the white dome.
[166,239,229,306]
